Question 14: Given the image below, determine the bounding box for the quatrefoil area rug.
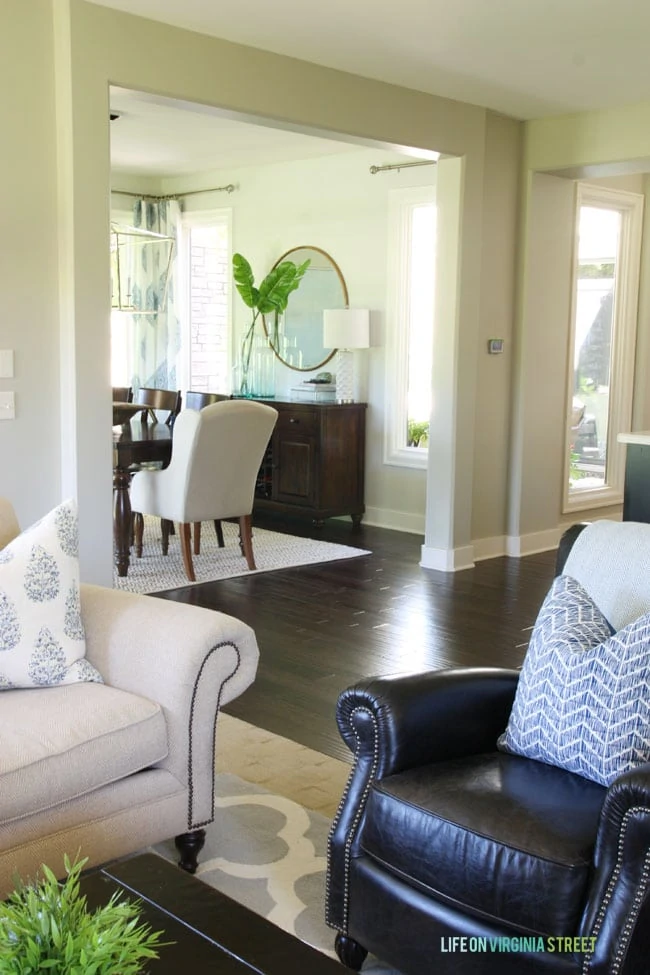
[154,773,399,974]
[113,516,370,594]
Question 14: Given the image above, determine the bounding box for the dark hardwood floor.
[155,513,558,762]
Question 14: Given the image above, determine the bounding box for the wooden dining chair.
[184,390,230,411]
[130,400,278,582]
[112,385,133,403]
[133,387,182,426]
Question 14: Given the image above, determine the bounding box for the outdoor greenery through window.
[385,185,437,468]
[564,185,643,511]
[406,204,436,449]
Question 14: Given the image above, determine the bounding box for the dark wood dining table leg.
[113,465,132,577]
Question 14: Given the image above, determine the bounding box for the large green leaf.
[232,253,259,309]
[284,259,311,302]
[257,261,301,314]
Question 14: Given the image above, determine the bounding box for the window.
[178,209,232,394]
[384,186,437,468]
[563,184,643,511]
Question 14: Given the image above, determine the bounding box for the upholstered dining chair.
[327,520,650,975]
[130,400,278,582]
[182,391,231,547]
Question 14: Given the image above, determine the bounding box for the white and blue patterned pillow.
[499,574,650,787]
[0,499,103,689]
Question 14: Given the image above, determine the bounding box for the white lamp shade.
[323,308,370,350]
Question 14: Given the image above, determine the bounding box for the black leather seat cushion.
[361,752,606,937]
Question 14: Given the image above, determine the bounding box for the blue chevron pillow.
[499,574,650,786]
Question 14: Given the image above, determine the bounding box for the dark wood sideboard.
[253,400,366,525]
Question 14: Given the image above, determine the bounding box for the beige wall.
[471,113,521,553]
[55,0,499,582]
[0,1,60,527]
[8,1,650,581]
[510,117,650,550]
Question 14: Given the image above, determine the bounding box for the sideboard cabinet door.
[254,401,366,525]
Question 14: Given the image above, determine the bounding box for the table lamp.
[323,308,370,403]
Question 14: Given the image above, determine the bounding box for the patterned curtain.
[129,198,181,391]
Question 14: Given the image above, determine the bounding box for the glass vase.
[251,334,276,399]
[237,327,256,398]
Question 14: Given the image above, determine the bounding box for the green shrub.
[0,855,166,974]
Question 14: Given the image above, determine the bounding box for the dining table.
[112,406,173,576]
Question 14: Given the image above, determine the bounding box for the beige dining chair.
[130,400,278,582]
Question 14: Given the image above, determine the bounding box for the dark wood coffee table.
[82,853,342,973]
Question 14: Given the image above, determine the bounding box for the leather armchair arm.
[336,667,520,777]
[326,668,519,932]
[579,764,650,975]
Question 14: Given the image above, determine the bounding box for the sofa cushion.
[0,499,103,688]
[361,752,606,937]
[499,574,650,786]
[0,683,168,823]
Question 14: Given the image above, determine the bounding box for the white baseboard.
[473,535,507,561]
[362,506,426,535]
[420,543,475,572]
[506,527,563,557]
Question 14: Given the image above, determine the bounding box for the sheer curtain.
[129,198,181,392]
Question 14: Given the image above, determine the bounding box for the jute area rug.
[114,516,370,594]
[153,715,400,974]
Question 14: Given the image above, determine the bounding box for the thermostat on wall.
[487,338,504,354]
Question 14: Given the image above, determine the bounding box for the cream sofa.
[0,499,259,895]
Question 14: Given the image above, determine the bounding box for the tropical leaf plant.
[232,253,311,394]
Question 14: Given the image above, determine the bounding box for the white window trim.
[384,185,436,470]
[178,207,232,395]
[562,183,644,513]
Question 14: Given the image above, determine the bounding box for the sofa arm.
[579,764,650,974]
[81,584,259,830]
[326,668,519,932]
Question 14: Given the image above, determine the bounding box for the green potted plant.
[232,253,310,396]
[0,855,166,974]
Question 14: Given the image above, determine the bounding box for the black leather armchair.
[326,525,650,975]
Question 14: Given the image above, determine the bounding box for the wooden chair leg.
[239,514,256,571]
[214,519,225,547]
[179,522,196,581]
[133,512,144,558]
[161,518,172,556]
[193,521,201,555]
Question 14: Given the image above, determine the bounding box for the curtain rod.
[369,160,437,174]
[111,184,237,200]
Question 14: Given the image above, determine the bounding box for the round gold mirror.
[263,246,349,371]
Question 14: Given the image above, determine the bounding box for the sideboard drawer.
[275,407,318,437]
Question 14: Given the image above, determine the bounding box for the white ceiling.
[93,0,650,121]
[109,87,375,178]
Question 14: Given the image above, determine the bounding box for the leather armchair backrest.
[561,520,650,630]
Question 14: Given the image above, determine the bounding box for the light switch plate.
[0,391,15,419]
[0,350,14,378]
